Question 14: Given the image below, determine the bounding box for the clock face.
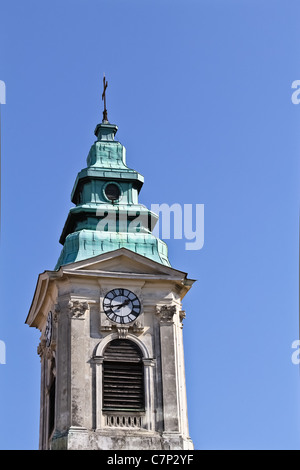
[45,311,52,347]
[103,288,141,324]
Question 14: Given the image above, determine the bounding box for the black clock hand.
[112,304,124,310]
[112,299,130,310]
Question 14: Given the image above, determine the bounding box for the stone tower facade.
[26,112,194,450]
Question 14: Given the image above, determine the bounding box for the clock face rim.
[45,311,52,347]
[103,288,141,325]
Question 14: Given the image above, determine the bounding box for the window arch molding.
[94,332,150,359]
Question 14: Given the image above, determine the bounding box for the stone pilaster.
[156,305,180,433]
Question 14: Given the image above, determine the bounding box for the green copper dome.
[55,120,170,269]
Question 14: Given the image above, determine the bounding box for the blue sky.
[0,0,299,450]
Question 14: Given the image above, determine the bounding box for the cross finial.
[102,73,108,122]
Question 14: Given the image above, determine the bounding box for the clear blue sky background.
[0,0,299,450]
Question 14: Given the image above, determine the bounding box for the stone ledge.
[50,428,193,450]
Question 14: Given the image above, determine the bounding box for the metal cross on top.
[102,73,108,122]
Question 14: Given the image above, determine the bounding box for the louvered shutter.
[103,339,144,411]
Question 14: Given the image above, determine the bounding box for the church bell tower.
[26,80,195,450]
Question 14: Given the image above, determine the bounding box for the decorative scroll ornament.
[156,305,177,323]
[68,300,89,318]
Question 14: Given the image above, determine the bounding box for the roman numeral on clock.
[107,311,118,322]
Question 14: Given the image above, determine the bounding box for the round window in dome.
[104,183,120,202]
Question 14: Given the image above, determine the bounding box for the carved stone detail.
[37,339,46,358]
[105,414,142,429]
[156,305,177,323]
[179,310,186,328]
[46,344,56,360]
[68,300,89,319]
[132,319,144,334]
[37,339,56,360]
[101,324,113,332]
[53,304,61,323]
[117,326,129,339]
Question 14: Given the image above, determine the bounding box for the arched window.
[102,339,144,412]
